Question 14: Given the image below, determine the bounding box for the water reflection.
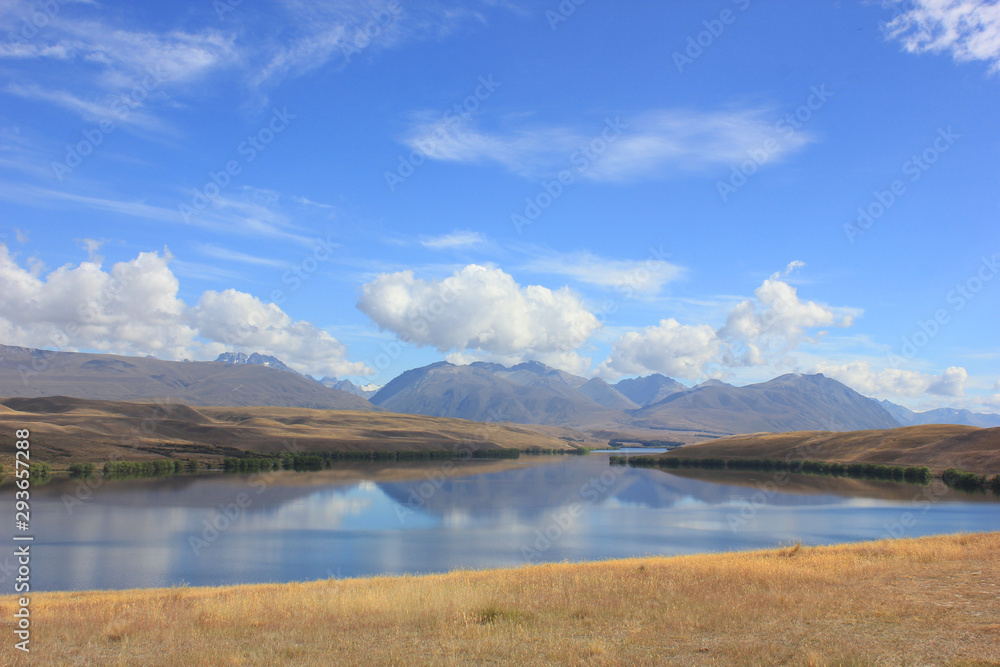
[3,452,997,592]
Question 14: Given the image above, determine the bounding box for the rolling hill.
[0,396,587,467]
[653,424,1000,474]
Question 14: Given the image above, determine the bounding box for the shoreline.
[4,531,998,665]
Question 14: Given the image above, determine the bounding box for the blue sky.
[0,0,998,411]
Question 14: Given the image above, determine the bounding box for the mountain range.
[0,344,371,411]
[369,361,900,438]
[3,343,998,440]
[878,399,1000,429]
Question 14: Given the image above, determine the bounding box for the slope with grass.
[0,396,592,469]
[656,424,1000,474]
[2,532,997,665]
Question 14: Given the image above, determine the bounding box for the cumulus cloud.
[813,361,968,398]
[600,262,851,379]
[884,0,1000,73]
[190,290,369,377]
[357,264,600,369]
[0,244,368,377]
[596,319,720,379]
[717,262,849,367]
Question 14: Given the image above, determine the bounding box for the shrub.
[903,466,931,484]
[942,468,987,493]
[28,461,52,478]
[68,463,96,477]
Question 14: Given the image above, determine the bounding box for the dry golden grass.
[662,424,1000,475]
[0,397,599,470]
[3,532,998,666]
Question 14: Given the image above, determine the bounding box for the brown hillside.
[0,397,587,468]
[658,424,1000,474]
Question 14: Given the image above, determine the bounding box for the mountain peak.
[215,351,296,375]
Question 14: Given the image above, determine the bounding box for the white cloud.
[0,185,315,245]
[600,262,856,380]
[717,262,850,367]
[0,9,238,86]
[885,0,1000,73]
[4,84,167,133]
[814,361,968,398]
[0,2,238,137]
[190,289,369,377]
[194,244,288,268]
[0,244,368,377]
[420,230,486,250]
[402,108,816,182]
[251,1,488,89]
[597,319,721,379]
[521,250,685,296]
[356,264,600,369]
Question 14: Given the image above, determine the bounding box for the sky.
[0,0,998,412]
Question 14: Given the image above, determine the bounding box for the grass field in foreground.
[2,532,998,666]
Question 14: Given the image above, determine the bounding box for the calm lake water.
[4,450,998,592]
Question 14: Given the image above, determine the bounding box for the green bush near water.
[612,455,934,486]
[68,462,96,477]
[29,461,52,478]
[941,468,1000,494]
[103,459,183,478]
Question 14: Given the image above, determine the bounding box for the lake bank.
[3,531,998,665]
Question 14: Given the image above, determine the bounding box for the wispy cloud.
[250,0,491,90]
[194,244,289,268]
[0,2,238,130]
[421,230,487,250]
[402,108,816,182]
[5,84,168,133]
[0,184,315,245]
[884,0,1000,73]
[520,250,686,296]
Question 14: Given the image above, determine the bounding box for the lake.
[4,450,998,592]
